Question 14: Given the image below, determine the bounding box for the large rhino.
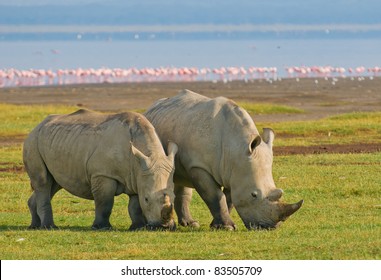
[23,109,178,230]
[145,90,303,230]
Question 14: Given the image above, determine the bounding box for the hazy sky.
[0,0,377,6]
[0,0,98,4]
[1,0,380,27]
[0,0,380,71]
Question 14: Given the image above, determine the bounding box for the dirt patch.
[0,136,25,146]
[0,164,24,173]
[274,143,381,156]
[1,77,380,122]
[2,135,379,156]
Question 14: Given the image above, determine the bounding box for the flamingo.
[0,65,378,88]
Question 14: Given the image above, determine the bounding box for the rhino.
[23,109,178,231]
[145,90,303,230]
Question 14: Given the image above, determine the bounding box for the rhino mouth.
[146,220,176,231]
[243,199,304,230]
[245,221,280,231]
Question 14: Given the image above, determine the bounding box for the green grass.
[0,104,380,259]
[258,112,381,146]
[238,102,305,115]
[0,103,78,137]
[1,148,379,259]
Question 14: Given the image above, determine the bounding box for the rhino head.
[230,128,303,230]
[131,141,178,231]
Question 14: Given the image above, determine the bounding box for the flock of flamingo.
[0,65,380,88]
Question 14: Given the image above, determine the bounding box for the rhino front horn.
[161,201,175,222]
[279,200,304,221]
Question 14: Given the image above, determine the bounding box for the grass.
[0,103,78,137]
[237,102,381,146]
[0,104,380,259]
[238,102,305,115]
[1,150,379,259]
[257,112,381,146]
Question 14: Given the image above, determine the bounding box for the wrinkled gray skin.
[23,109,178,231]
[145,90,303,230]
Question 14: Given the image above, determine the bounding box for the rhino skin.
[23,109,178,231]
[145,90,303,230]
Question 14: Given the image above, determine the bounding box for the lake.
[0,39,380,85]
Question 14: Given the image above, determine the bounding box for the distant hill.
[1,0,381,25]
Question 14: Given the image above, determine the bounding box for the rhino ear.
[249,135,261,154]
[262,128,275,148]
[131,143,151,170]
[166,141,178,162]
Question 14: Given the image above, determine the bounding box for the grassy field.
[0,104,78,138]
[0,103,380,259]
[257,112,381,146]
[238,102,305,115]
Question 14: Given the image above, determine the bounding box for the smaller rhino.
[23,109,178,230]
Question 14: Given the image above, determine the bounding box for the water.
[1,39,380,70]
[0,39,380,87]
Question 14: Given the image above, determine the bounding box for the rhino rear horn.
[279,200,304,221]
[268,188,283,201]
[163,193,171,206]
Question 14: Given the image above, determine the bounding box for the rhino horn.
[268,188,283,201]
[161,194,175,222]
[279,200,304,221]
[163,193,172,206]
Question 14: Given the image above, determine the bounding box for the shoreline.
[1,77,380,122]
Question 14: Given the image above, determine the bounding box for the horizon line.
[2,24,381,33]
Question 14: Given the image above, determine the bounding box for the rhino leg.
[174,185,200,228]
[128,195,146,231]
[189,168,236,230]
[35,192,57,229]
[27,192,41,229]
[26,162,59,229]
[24,136,59,229]
[223,187,234,213]
[28,181,61,229]
[90,176,117,230]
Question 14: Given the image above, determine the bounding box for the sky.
[1,0,380,41]
[1,0,381,26]
[0,1,380,73]
[0,0,97,4]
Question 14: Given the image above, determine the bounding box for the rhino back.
[30,109,161,197]
[145,90,259,184]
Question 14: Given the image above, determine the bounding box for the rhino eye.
[144,197,149,204]
[251,192,258,199]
